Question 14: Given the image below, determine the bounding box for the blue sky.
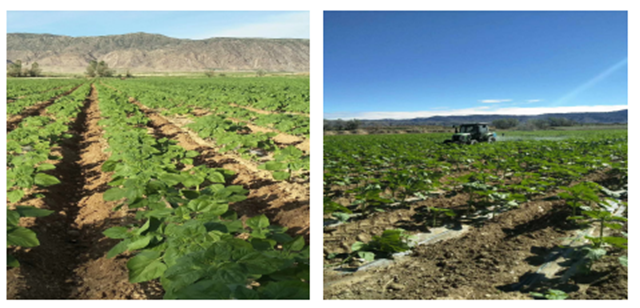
[7,11,309,39]
[324,11,627,119]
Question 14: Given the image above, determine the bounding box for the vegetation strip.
[92,84,309,299]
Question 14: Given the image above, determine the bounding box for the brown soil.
[324,171,627,300]
[133,101,310,240]
[7,84,83,132]
[7,84,160,299]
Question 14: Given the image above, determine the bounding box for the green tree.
[28,62,42,77]
[85,60,98,77]
[492,118,518,129]
[204,68,216,77]
[86,60,115,77]
[8,60,22,77]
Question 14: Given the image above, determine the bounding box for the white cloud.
[325,105,628,120]
[527,99,543,103]
[193,12,309,39]
[480,99,512,103]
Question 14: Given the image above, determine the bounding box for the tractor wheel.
[469,140,477,145]
[488,136,496,143]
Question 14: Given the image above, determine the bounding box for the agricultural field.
[6,77,310,299]
[324,130,627,299]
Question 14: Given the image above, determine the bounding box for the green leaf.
[7,190,25,203]
[103,226,130,239]
[604,222,623,230]
[106,239,131,259]
[127,235,154,251]
[15,206,54,218]
[185,150,200,158]
[34,173,61,187]
[7,227,40,247]
[246,214,270,230]
[127,251,167,283]
[283,236,305,252]
[101,160,119,172]
[619,255,628,267]
[7,255,20,268]
[103,188,127,201]
[159,173,183,186]
[272,171,290,181]
[357,251,376,262]
[259,161,286,171]
[7,210,20,227]
[36,163,56,172]
[351,241,367,252]
[207,172,225,183]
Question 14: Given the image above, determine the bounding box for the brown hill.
[7,32,309,73]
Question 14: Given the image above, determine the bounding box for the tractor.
[444,123,497,145]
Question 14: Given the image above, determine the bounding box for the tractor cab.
[446,123,496,145]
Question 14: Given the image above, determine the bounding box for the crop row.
[103,77,309,114]
[101,82,309,181]
[102,78,310,137]
[6,83,92,267]
[94,84,309,299]
[324,130,628,271]
[7,79,84,101]
[7,83,84,116]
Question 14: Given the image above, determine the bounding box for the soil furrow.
[7,83,84,132]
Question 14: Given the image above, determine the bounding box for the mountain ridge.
[7,32,309,73]
[326,109,628,126]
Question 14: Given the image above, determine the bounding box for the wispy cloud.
[325,105,627,120]
[479,99,512,103]
[527,99,543,103]
[194,12,309,39]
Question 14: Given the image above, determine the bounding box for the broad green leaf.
[272,171,290,181]
[246,214,270,230]
[127,251,167,283]
[103,188,127,201]
[7,255,20,267]
[7,227,40,247]
[7,190,25,203]
[34,173,60,187]
[36,164,56,172]
[103,226,130,239]
[15,206,54,218]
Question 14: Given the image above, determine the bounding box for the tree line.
[8,59,127,78]
[492,117,579,130]
[7,60,42,77]
[324,119,361,131]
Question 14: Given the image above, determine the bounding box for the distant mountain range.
[328,109,628,127]
[7,32,309,73]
